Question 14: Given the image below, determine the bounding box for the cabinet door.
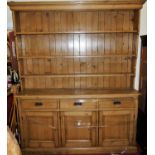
[61,111,97,147]
[21,111,59,149]
[99,110,135,146]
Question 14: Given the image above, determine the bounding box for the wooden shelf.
[18,54,136,59]
[16,88,140,98]
[21,73,135,78]
[16,31,138,35]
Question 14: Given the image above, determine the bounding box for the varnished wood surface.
[16,31,138,35]
[14,9,138,90]
[8,0,146,11]
[18,95,138,152]
[16,88,139,98]
[22,145,138,154]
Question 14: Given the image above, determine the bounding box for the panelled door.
[60,99,98,147]
[99,110,135,146]
[60,111,97,147]
[21,111,59,149]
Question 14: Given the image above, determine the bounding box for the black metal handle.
[113,100,121,105]
[74,102,82,106]
[35,102,43,106]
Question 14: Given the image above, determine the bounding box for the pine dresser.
[8,0,146,154]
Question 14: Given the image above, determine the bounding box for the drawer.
[20,99,58,110]
[99,98,136,109]
[60,99,97,110]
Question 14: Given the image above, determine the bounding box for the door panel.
[99,110,135,146]
[61,111,97,147]
[22,111,59,148]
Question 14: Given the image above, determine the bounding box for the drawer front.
[60,99,97,110]
[21,99,58,110]
[99,98,136,109]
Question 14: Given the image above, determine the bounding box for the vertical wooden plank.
[109,11,117,88]
[104,11,111,54]
[44,47,51,75]
[80,11,86,32]
[55,12,61,32]
[111,11,117,54]
[67,11,73,32]
[68,12,74,88]
[51,12,59,90]
[122,33,129,88]
[42,35,50,76]
[86,58,91,88]
[55,34,62,56]
[26,58,33,75]
[20,35,28,77]
[37,35,46,88]
[73,11,80,88]
[92,11,99,91]
[104,34,110,88]
[74,34,80,88]
[132,13,138,87]
[49,34,56,88]
[91,11,98,32]
[62,34,69,88]
[86,11,92,88]
[98,34,104,88]
[91,34,98,88]
[36,77,44,89]
[116,11,124,32]
[86,12,91,86]
[42,11,49,32]
[129,13,134,87]
[86,11,92,32]
[80,34,86,87]
[32,35,39,88]
[20,12,31,32]
[79,12,87,88]
[128,33,133,88]
[61,12,67,32]
[104,11,111,32]
[98,11,105,32]
[97,34,105,56]
[35,12,42,32]
[16,35,24,90]
[73,12,80,32]
[50,34,56,57]
[115,11,124,88]
[123,11,130,31]
[68,12,74,55]
[129,11,134,32]
[80,58,87,88]
[80,34,86,56]
[19,35,25,58]
[19,12,28,32]
[49,12,55,32]
[91,11,98,87]
[133,10,140,32]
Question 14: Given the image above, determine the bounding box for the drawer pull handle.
[113,100,121,105]
[74,102,82,106]
[35,102,43,106]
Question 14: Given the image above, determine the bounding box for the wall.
[7,1,147,89]
[135,2,147,90]
[7,6,13,30]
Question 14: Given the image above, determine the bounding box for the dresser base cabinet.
[17,94,139,154]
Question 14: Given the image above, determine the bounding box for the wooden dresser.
[8,0,146,154]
